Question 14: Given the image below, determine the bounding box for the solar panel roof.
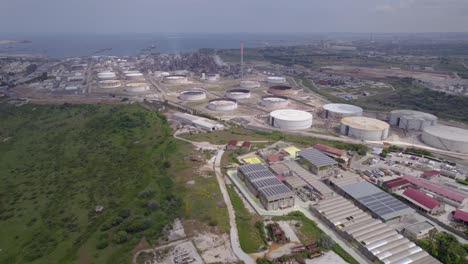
[298,148,338,167]
[258,184,294,200]
[340,181,414,221]
[239,164,294,200]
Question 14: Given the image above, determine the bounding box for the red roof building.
[383,178,410,192]
[226,140,238,150]
[312,144,345,158]
[402,187,444,215]
[453,210,468,224]
[403,175,467,205]
[241,141,252,151]
[267,154,282,164]
[421,170,441,179]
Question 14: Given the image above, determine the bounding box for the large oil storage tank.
[268,85,293,96]
[98,80,121,89]
[322,103,363,119]
[125,72,144,80]
[389,110,438,131]
[260,95,289,108]
[267,76,287,84]
[422,125,468,153]
[225,89,251,99]
[163,75,188,84]
[97,71,116,80]
[207,98,238,111]
[125,82,150,92]
[240,80,260,88]
[269,109,313,130]
[179,89,207,101]
[340,116,389,140]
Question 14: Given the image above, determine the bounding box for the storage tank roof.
[323,103,363,114]
[423,125,468,141]
[270,109,312,121]
[391,110,437,121]
[341,116,389,130]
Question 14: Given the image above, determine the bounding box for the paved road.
[173,131,254,264]
[214,149,255,264]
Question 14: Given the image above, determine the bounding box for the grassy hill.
[0,104,184,263]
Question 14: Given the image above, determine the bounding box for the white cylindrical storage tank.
[125,72,144,80]
[154,71,170,78]
[267,76,287,84]
[422,125,468,153]
[163,75,188,84]
[389,110,438,131]
[97,71,116,80]
[125,82,150,92]
[179,89,207,101]
[240,80,261,88]
[269,109,313,130]
[98,80,121,89]
[260,95,289,108]
[225,89,251,100]
[322,103,363,119]
[340,116,389,140]
[207,98,238,111]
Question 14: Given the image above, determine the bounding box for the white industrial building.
[422,125,468,153]
[322,103,363,119]
[389,110,437,131]
[340,116,389,140]
[172,112,224,131]
[268,109,313,130]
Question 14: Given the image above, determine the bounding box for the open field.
[181,127,369,154]
[273,212,359,264]
[0,103,222,263]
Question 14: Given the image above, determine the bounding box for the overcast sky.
[1,0,467,34]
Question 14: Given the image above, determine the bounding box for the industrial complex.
[4,41,468,264]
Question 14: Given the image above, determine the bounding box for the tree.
[319,233,335,250]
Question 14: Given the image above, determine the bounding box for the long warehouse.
[311,196,441,264]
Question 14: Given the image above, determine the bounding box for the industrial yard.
[2,33,468,264]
